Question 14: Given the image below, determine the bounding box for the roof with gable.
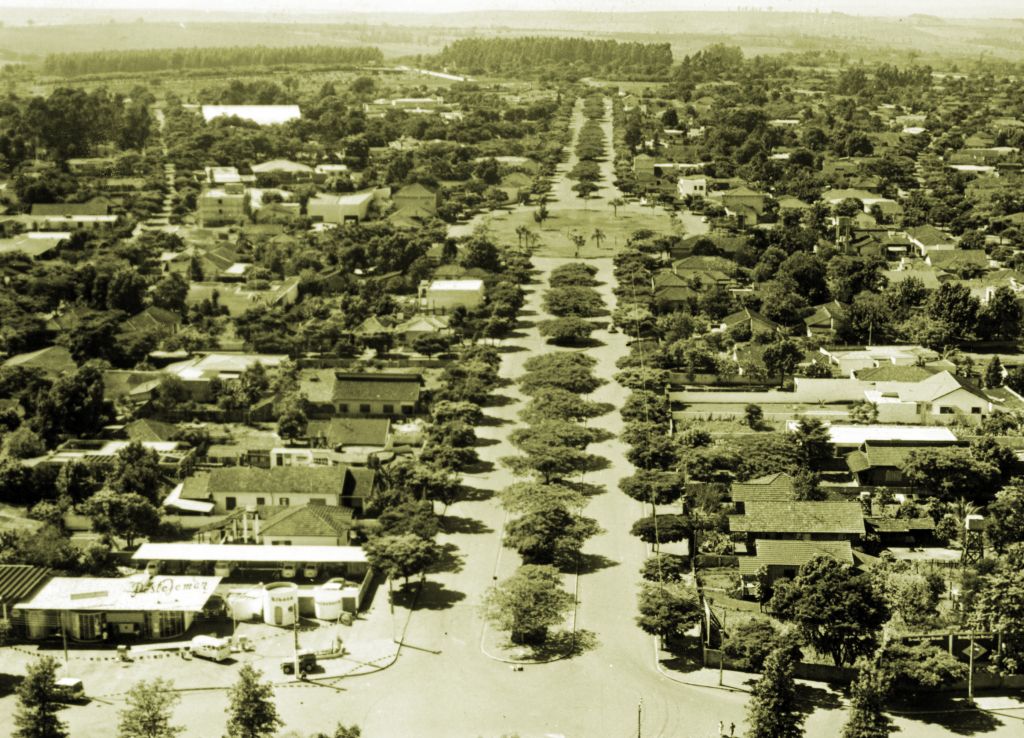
[855,365,941,382]
[2,345,76,375]
[899,371,988,403]
[0,565,51,607]
[251,159,313,173]
[729,501,865,535]
[124,418,180,443]
[332,372,423,404]
[654,285,699,303]
[927,250,989,269]
[123,306,182,333]
[731,473,796,504]
[258,504,355,539]
[179,465,374,502]
[865,516,936,533]
[653,270,690,288]
[804,301,848,328]
[846,440,964,472]
[722,308,781,331]
[395,183,437,198]
[352,315,395,336]
[905,225,954,246]
[306,417,391,447]
[738,539,854,575]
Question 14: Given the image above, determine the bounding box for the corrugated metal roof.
[0,565,52,605]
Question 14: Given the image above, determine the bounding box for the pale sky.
[1,0,1022,18]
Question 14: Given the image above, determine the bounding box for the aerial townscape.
[3,3,1024,737]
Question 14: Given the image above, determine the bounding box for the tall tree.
[635,582,701,639]
[482,564,574,645]
[80,490,161,549]
[117,678,182,738]
[745,645,804,738]
[841,661,894,738]
[14,656,67,738]
[770,556,889,667]
[226,665,282,738]
[763,338,804,387]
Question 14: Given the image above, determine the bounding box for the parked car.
[54,677,86,704]
[190,635,232,662]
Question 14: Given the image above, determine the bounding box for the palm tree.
[609,197,625,218]
[515,225,530,250]
[591,228,606,250]
[568,231,586,258]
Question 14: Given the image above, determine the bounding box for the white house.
[863,371,992,425]
[419,279,485,312]
[677,175,708,199]
[308,191,374,224]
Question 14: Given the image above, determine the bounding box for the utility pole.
[60,610,68,673]
[967,629,975,702]
[292,599,300,678]
[636,697,643,738]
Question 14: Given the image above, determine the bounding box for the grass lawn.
[453,203,680,257]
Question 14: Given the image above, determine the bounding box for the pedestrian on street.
[729,722,735,737]
[718,720,724,736]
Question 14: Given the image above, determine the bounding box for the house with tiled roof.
[731,473,796,508]
[738,539,854,585]
[298,370,423,418]
[393,183,439,215]
[854,365,941,383]
[306,417,392,450]
[846,439,966,486]
[719,308,782,336]
[122,306,181,337]
[905,225,956,256]
[124,418,180,444]
[2,345,76,378]
[883,263,941,291]
[804,301,848,340]
[927,248,990,272]
[172,464,376,515]
[729,500,865,549]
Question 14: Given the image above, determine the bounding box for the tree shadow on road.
[563,480,606,497]
[581,456,612,474]
[483,393,518,408]
[396,581,466,611]
[462,459,495,474]
[457,484,495,502]
[441,515,493,535]
[793,682,844,716]
[892,695,1005,736]
[474,436,503,448]
[576,552,619,575]
[427,543,464,575]
[495,344,528,354]
[478,413,513,427]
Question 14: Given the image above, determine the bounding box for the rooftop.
[738,539,854,575]
[133,543,366,565]
[731,473,796,504]
[0,565,51,607]
[201,105,301,125]
[16,575,220,613]
[729,501,865,535]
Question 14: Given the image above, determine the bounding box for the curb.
[651,637,750,694]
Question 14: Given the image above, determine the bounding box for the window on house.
[309,498,325,505]
[401,405,414,415]
[256,497,266,506]
[939,407,954,414]
[279,497,290,506]
[360,404,371,414]
[972,407,982,414]
[338,404,349,413]
[383,404,394,414]
[225,497,237,510]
